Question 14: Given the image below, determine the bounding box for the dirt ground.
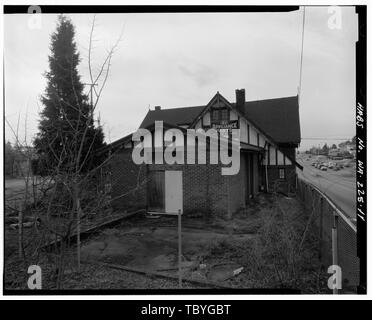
[76,193,326,291]
[4,193,328,292]
[80,217,255,282]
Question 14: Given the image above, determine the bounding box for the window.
[211,108,229,123]
[279,168,285,179]
[220,109,229,121]
[212,109,219,122]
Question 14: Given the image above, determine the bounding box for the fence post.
[318,196,323,261]
[178,209,182,288]
[332,212,339,294]
[18,202,23,259]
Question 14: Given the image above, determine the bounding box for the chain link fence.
[297,177,359,293]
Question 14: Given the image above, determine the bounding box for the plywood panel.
[165,171,183,214]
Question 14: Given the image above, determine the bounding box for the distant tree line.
[4,141,35,177]
[306,136,356,156]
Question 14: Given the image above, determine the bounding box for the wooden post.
[318,196,323,261]
[18,203,23,259]
[332,213,339,294]
[178,209,182,288]
[77,198,81,272]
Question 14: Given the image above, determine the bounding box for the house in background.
[104,89,302,218]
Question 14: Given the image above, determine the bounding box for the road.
[297,156,356,222]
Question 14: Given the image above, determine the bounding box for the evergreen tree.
[351,135,356,145]
[321,143,329,154]
[34,15,105,173]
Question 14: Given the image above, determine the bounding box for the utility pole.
[178,209,182,288]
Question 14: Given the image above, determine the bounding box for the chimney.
[155,106,161,111]
[235,89,245,115]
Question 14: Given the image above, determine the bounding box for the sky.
[4,7,358,150]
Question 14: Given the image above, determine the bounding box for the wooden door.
[148,171,165,212]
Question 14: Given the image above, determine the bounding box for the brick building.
[104,89,302,218]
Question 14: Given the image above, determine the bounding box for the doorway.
[147,170,183,214]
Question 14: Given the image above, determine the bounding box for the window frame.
[211,108,230,123]
[279,168,285,179]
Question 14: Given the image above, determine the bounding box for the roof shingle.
[139,96,300,145]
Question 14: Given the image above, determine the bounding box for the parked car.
[320,166,327,171]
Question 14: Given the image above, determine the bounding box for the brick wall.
[147,162,229,218]
[264,165,297,194]
[108,145,265,218]
[110,149,147,211]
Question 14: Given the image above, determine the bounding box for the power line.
[298,6,306,101]
[302,138,353,141]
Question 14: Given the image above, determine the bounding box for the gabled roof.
[239,96,300,145]
[139,95,300,145]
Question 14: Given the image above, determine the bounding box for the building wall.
[147,161,230,218]
[109,146,252,218]
[228,153,247,215]
[196,102,296,171]
[110,149,147,212]
[108,139,297,217]
[279,145,296,161]
[264,164,297,194]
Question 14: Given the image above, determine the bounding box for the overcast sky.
[4,7,358,150]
